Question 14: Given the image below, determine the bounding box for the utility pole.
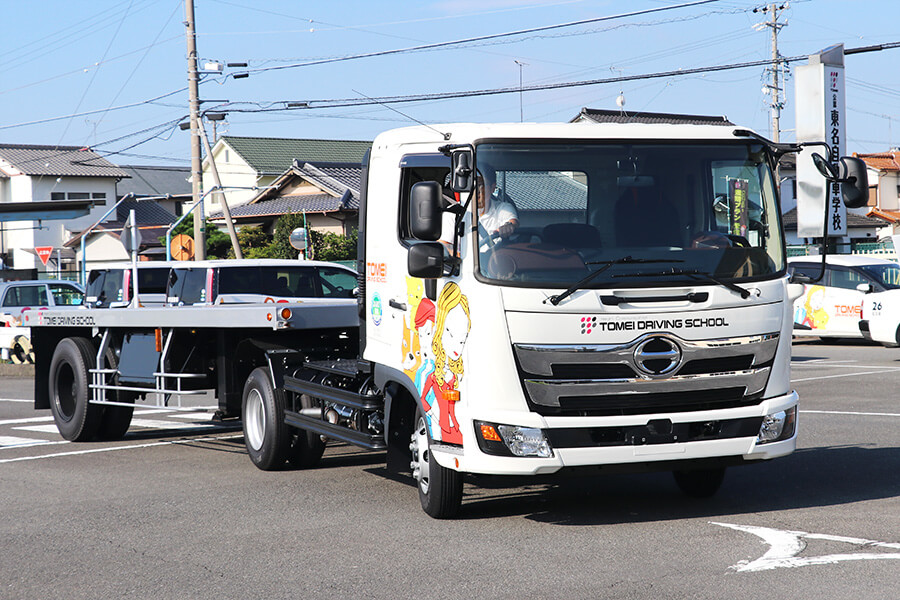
[514,60,527,122]
[755,3,788,143]
[185,0,205,260]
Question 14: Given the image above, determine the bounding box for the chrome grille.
[514,332,778,416]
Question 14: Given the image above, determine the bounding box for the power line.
[222,41,900,113]
[231,0,724,77]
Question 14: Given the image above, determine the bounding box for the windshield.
[474,142,784,288]
[858,264,900,289]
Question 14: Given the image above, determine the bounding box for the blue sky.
[2,0,898,165]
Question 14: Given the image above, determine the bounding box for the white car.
[788,255,900,339]
[859,275,900,346]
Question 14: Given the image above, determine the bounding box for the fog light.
[497,425,553,458]
[758,406,797,444]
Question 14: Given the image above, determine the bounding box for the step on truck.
[28,122,868,518]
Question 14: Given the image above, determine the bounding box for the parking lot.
[0,340,897,600]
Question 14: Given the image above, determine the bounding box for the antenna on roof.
[351,89,451,141]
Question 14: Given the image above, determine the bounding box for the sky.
[2,0,898,167]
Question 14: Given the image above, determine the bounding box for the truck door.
[363,153,453,384]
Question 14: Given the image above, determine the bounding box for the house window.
[48,191,106,202]
[51,192,65,201]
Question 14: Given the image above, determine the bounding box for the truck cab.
[362,123,800,513]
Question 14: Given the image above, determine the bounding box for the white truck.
[28,122,868,518]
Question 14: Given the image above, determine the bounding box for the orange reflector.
[454,458,459,468]
[154,328,162,352]
[280,307,292,320]
[266,313,273,321]
[445,390,460,403]
[480,424,501,442]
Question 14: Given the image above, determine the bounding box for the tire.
[410,406,462,519]
[242,367,291,470]
[95,347,135,442]
[48,337,102,442]
[673,467,726,498]
[286,393,326,469]
[10,335,34,364]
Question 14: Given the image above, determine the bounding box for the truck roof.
[371,122,757,148]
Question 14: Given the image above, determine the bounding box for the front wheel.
[410,406,462,518]
[673,467,726,498]
[48,337,102,441]
[242,367,291,470]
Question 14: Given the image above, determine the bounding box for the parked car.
[0,280,84,325]
[788,255,900,339]
[85,263,177,308]
[165,259,358,306]
[0,279,84,363]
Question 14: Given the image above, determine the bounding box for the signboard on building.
[796,44,846,238]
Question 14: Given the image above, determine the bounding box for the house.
[201,136,371,218]
[64,198,176,269]
[782,207,884,249]
[853,150,900,235]
[209,160,360,235]
[0,143,129,277]
[117,164,191,217]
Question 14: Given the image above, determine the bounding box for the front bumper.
[433,390,799,475]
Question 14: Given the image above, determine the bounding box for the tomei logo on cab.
[367,262,387,283]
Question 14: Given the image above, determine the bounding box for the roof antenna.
[351,89,450,140]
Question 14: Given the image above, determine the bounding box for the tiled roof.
[0,143,129,178]
[210,193,356,221]
[116,198,176,226]
[117,165,191,198]
[64,222,169,249]
[782,207,883,230]
[866,207,900,224]
[855,151,900,172]
[294,161,361,198]
[221,136,371,175]
[572,108,734,126]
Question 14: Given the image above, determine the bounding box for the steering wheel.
[477,221,500,249]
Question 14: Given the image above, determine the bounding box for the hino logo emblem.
[633,335,682,376]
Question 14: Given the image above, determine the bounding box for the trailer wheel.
[287,393,326,469]
[48,337,101,442]
[673,467,726,498]
[410,406,462,519]
[242,367,290,470]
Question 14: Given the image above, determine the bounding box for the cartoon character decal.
[402,281,470,445]
[796,285,829,330]
[401,277,426,376]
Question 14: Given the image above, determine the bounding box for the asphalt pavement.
[0,341,897,600]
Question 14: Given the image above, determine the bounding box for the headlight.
[757,406,797,444]
[475,421,553,458]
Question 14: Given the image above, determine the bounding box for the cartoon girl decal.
[420,282,470,444]
[801,285,829,330]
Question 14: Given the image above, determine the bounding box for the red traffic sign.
[35,246,53,266]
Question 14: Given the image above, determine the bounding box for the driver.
[476,164,519,242]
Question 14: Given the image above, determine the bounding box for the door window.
[318,267,356,298]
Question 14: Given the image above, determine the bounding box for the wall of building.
[201,142,268,217]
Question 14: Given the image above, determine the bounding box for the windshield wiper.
[546,256,683,306]
[613,267,751,299]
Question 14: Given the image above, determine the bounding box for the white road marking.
[14,424,62,434]
[168,412,216,420]
[792,369,896,383]
[801,409,900,417]
[0,433,244,464]
[129,418,215,430]
[0,398,34,403]
[712,522,900,572]
[0,416,54,426]
[792,363,900,370]
[0,436,54,448]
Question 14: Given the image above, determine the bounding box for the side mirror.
[408,243,444,278]
[450,149,474,192]
[839,157,869,209]
[410,181,443,241]
[856,282,873,294]
[810,153,869,209]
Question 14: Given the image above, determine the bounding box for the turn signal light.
[445,390,460,403]
[280,307,292,320]
[480,424,501,442]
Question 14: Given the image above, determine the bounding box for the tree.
[160,219,231,259]
[309,229,358,261]
[270,212,306,259]
[229,225,274,259]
